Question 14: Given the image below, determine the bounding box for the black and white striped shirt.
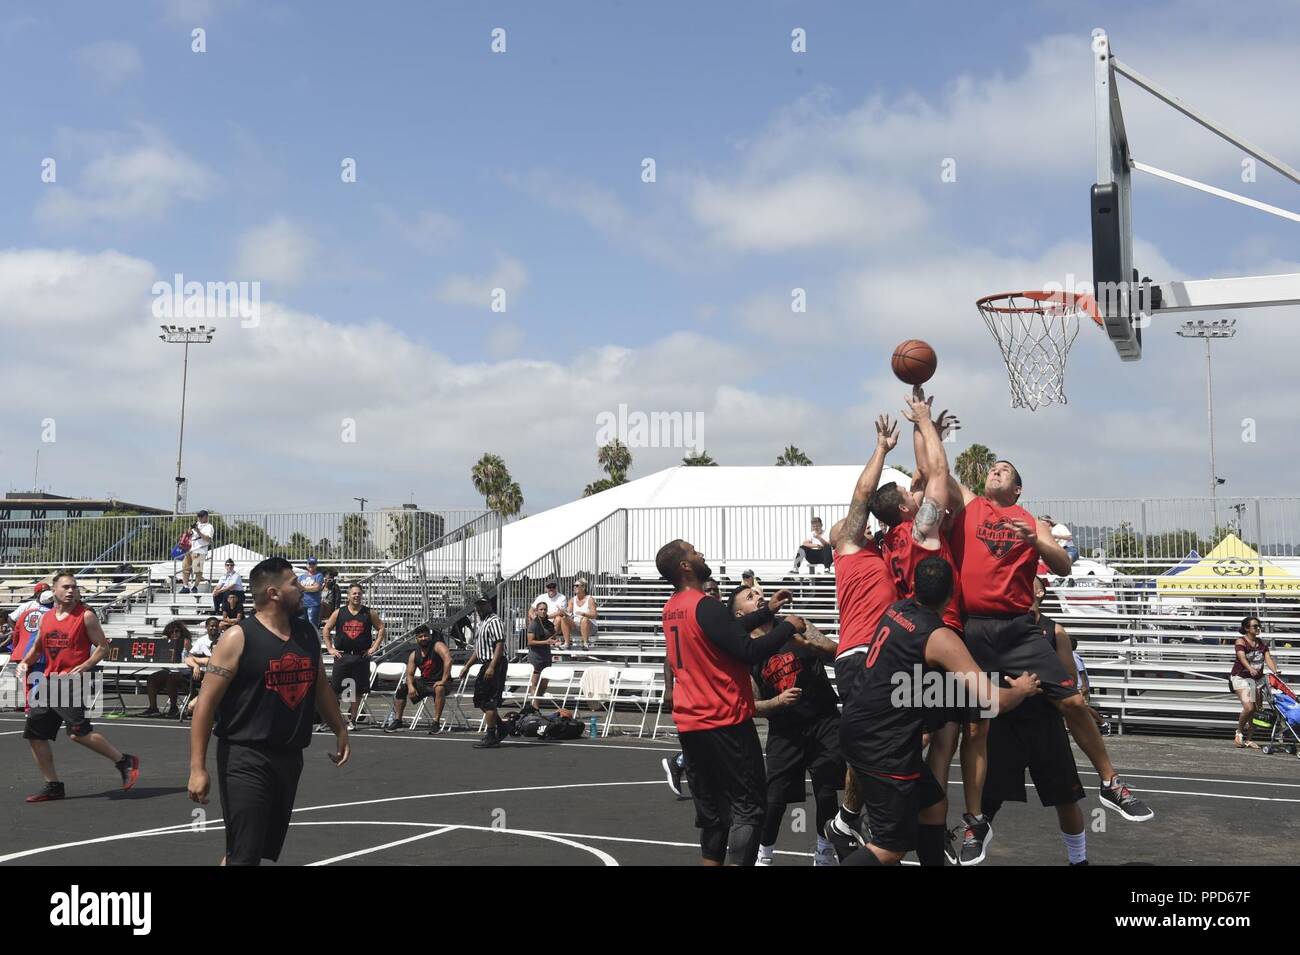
[473,614,505,660]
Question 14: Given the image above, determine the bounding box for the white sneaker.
[755,853,774,866]
[814,842,840,867]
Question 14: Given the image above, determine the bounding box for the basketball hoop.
[975,290,1102,410]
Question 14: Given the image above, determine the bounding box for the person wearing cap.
[1051,523,1079,564]
[297,558,325,629]
[211,558,245,614]
[181,510,215,593]
[741,570,764,598]
[535,580,573,649]
[7,583,55,712]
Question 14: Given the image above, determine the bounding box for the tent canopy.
[1155,534,1300,594]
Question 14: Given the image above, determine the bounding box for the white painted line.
[944,777,1300,804]
[0,730,25,736]
[306,826,457,866]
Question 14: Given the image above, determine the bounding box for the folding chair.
[367,661,407,726]
[572,666,615,726]
[531,665,576,712]
[443,664,477,731]
[353,661,383,727]
[602,668,658,738]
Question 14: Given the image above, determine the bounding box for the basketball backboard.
[1090,29,1300,362]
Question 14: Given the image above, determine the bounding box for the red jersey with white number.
[949,496,1039,615]
[39,603,93,674]
[663,588,753,732]
[834,542,898,656]
[883,522,964,634]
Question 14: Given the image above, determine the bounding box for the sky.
[2,0,1298,515]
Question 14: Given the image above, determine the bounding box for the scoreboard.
[106,637,179,664]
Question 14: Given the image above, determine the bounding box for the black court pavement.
[1,714,1296,866]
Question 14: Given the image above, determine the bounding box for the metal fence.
[626,505,849,573]
[0,508,490,571]
[496,510,629,654]
[355,511,505,653]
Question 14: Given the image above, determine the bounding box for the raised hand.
[876,414,899,451]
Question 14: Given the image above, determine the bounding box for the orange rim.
[975,290,1103,326]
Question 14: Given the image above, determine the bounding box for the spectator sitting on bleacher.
[527,602,561,702]
[211,559,245,614]
[792,517,834,574]
[180,510,214,593]
[741,570,764,597]
[536,579,574,649]
[220,591,245,632]
[142,620,192,717]
[570,578,599,649]
[181,617,219,718]
[384,625,453,733]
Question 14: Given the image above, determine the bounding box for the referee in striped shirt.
[466,597,508,749]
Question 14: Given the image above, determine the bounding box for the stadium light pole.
[159,325,216,515]
[1176,318,1236,532]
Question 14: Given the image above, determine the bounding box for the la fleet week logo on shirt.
[761,651,802,694]
[341,619,366,640]
[976,519,1020,558]
[264,651,315,708]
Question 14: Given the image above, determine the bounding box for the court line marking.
[306,825,457,865]
[943,778,1300,804]
[0,730,24,736]
[0,780,663,864]
[4,716,1293,790]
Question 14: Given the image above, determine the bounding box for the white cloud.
[486,323,523,358]
[74,41,142,87]
[378,206,462,254]
[33,128,217,231]
[436,256,527,309]
[233,217,317,286]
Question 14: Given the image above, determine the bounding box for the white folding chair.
[573,666,615,727]
[353,661,383,726]
[367,661,407,726]
[531,665,575,712]
[602,668,658,738]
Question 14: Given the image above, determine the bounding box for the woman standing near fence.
[1231,616,1281,749]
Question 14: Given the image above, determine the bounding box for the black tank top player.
[334,605,373,655]
[215,613,321,749]
[414,640,445,681]
[839,598,945,775]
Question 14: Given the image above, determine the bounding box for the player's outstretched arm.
[696,596,798,664]
[840,415,898,549]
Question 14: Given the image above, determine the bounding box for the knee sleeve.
[700,826,728,864]
[726,823,760,867]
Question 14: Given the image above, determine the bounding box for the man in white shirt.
[211,559,245,613]
[181,510,215,593]
[7,583,55,710]
[534,580,573,648]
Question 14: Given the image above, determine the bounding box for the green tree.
[954,443,996,490]
[385,509,447,559]
[487,481,523,518]
[225,520,279,555]
[338,513,377,560]
[682,450,717,466]
[775,445,812,466]
[583,478,618,497]
[285,532,315,558]
[584,440,632,497]
[472,453,525,518]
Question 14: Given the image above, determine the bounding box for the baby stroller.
[1255,673,1300,758]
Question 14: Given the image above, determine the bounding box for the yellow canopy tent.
[1155,533,1300,595]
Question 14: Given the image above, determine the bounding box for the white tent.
[493,464,912,577]
[148,543,266,583]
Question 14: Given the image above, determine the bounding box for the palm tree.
[471,453,523,517]
[582,478,617,497]
[775,445,813,466]
[954,443,997,490]
[597,440,632,483]
[682,450,717,466]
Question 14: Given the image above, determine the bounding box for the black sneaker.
[662,757,684,797]
[822,816,865,862]
[163,706,179,720]
[943,826,959,866]
[26,781,66,803]
[382,715,403,733]
[473,734,501,749]
[1100,778,1153,821]
[140,707,161,718]
[117,754,140,791]
[958,813,992,865]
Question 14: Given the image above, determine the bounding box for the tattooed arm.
[837,415,899,553]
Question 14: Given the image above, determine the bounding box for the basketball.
[891,339,937,385]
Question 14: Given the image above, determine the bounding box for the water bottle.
[588,715,598,738]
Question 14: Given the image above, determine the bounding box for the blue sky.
[2,0,1298,513]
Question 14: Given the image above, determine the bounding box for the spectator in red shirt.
[1231,616,1281,749]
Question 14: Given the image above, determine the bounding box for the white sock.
[1063,830,1087,864]
[758,844,774,859]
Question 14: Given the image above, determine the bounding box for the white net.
[976,291,1098,410]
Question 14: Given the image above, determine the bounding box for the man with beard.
[657,540,808,866]
[384,625,453,733]
[188,557,349,865]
